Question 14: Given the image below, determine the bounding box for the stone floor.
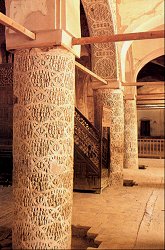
[0,158,164,249]
[72,158,164,249]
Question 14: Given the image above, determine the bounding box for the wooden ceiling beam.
[137,92,164,96]
[137,94,164,99]
[137,100,165,104]
[137,97,165,101]
[72,30,164,46]
[75,61,107,85]
[137,104,165,107]
[137,107,165,110]
[0,12,36,40]
[123,82,164,86]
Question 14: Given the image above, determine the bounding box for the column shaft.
[124,99,138,169]
[94,88,124,186]
[13,48,75,249]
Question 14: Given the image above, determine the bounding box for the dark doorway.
[140,120,150,137]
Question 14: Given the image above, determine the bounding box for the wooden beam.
[137,104,165,107]
[72,30,164,46]
[137,92,165,95]
[138,93,164,97]
[124,94,136,100]
[137,107,165,110]
[151,60,165,68]
[0,12,36,40]
[137,94,165,100]
[137,100,165,105]
[123,82,164,87]
[75,61,107,85]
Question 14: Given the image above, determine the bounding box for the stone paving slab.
[0,159,164,249]
[72,159,164,249]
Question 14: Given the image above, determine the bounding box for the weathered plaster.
[116,0,163,33]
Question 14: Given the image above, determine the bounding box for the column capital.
[5,0,81,57]
[124,85,137,100]
[124,94,137,100]
[92,79,123,90]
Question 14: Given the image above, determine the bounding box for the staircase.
[74,107,110,193]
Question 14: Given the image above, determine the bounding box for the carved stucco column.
[13,48,75,249]
[124,99,138,169]
[94,88,124,186]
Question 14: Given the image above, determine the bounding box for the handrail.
[75,118,100,143]
[75,107,100,138]
[138,138,165,159]
[139,138,165,140]
[74,108,110,171]
[74,108,102,169]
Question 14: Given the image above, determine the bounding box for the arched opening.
[137,56,165,140]
[137,55,165,82]
[81,0,118,80]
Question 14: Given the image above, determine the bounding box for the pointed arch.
[81,0,119,80]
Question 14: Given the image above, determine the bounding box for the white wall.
[137,109,165,137]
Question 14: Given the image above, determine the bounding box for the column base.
[109,171,123,186]
[124,157,138,169]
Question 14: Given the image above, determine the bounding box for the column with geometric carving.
[94,88,124,186]
[12,48,75,249]
[124,99,138,169]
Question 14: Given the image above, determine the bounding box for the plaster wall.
[5,0,81,56]
[132,40,164,65]
[75,69,89,118]
[137,109,165,137]
[116,0,163,33]
[132,38,164,80]
[116,0,164,82]
[6,0,80,37]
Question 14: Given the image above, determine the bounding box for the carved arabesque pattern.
[124,99,138,169]
[0,64,13,86]
[81,0,118,80]
[13,48,75,249]
[94,88,124,185]
[75,108,99,140]
[107,0,121,79]
[102,136,109,168]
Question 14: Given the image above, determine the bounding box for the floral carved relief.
[81,0,119,80]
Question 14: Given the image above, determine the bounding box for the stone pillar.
[124,99,138,169]
[94,88,124,186]
[13,48,75,249]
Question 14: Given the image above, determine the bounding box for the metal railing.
[138,138,165,159]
